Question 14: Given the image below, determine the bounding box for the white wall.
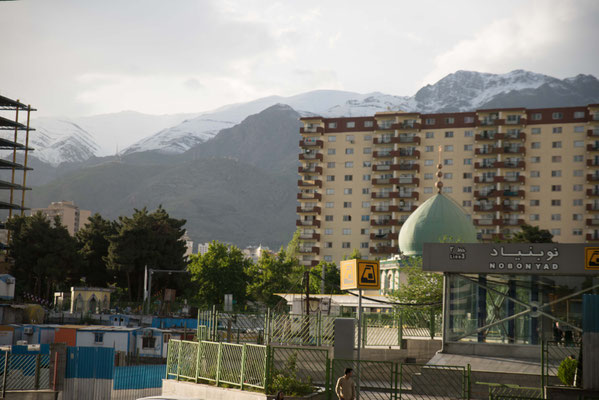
[76,331,134,353]
[135,331,164,358]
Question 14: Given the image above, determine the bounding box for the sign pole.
[356,288,362,400]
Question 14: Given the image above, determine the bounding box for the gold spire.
[435,145,443,193]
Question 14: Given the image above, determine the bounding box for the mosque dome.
[398,192,478,256]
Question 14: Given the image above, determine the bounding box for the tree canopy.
[390,256,443,305]
[76,213,117,287]
[246,249,295,308]
[508,224,554,243]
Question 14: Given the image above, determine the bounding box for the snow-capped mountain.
[30,70,599,161]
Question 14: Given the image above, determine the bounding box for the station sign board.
[340,259,380,290]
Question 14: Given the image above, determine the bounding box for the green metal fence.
[332,358,395,400]
[398,364,469,400]
[486,384,543,400]
[540,340,581,388]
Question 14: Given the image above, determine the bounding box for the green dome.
[398,193,478,256]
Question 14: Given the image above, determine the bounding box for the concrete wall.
[162,380,267,400]
[75,331,132,353]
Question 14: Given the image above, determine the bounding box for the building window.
[551,200,561,206]
[442,186,452,193]
[342,228,351,235]
[360,228,368,235]
[463,186,472,193]
[328,149,336,155]
[445,145,454,152]
[327,162,335,168]
[362,188,370,194]
[324,229,333,235]
[463,173,472,179]
[424,160,433,166]
[363,161,371,167]
[360,242,369,249]
[552,141,562,148]
[464,158,472,165]
[573,170,583,177]
[445,131,454,138]
[364,121,374,128]
[364,134,372,141]
[573,155,583,162]
[363,174,371,181]
[345,148,354,155]
[445,117,455,124]
[346,135,355,142]
[573,214,583,221]
[552,156,562,163]
[324,242,333,248]
[573,184,583,191]
[94,333,104,344]
[574,140,584,147]
[573,199,583,206]
[363,147,372,154]
[573,229,583,236]
[325,202,334,208]
[342,242,351,249]
[346,122,355,128]
[551,229,561,236]
[552,127,562,134]
[344,175,353,181]
[463,200,472,207]
[361,215,370,221]
[530,171,540,177]
[326,188,334,195]
[142,336,156,349]
[551,185,561,192]
[425,132,434,138]
[343,202,352,208]
[574,126,584,133]
[464,130,474,136]
[531,113,542,121]
[324,255,333,262]
[361,201,370,208]
[445,173,453,179]
[444,159,453,165]
[464,144,472,151]
[343,215,352,221]
[325,215,333,221]
[328,122,337,128]
[345,162,354,168]
[531,142,541,149]
[343,188,352,195]
[531,128,541,134]
[328,136,336,142]
[531,186,540,192]
[552,112,563,120]
[530,214,540,221]
[551,170,561,177]
[326,175,335,182]
[423,187,433,194]
[573,111,585,119]
[424,173,433,180]
[425,146,434,152]
[530,200,540,206]
[425,118,436,125]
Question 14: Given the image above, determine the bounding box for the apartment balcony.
[391,149,420,158]
[299,139,324,148]
[299,232,321,241]
[299,152,323,161]
[391,136,421,145]
[370,246,398,255]
[296,206,321,214]
[475,132,502,141]
[587,189,599,197]
[393,163,420,172]
[474,189,525,199]
[297,179,322,188]
[586,204,599,212]
[587,174,599,182]
[473,204,495,212]
[373,150,393,158]
[296,219,321,228]
[393,122,421,131]
[297,192,322,201]
[396,177,419,185]
[371,191,399,199]
[586,233,599,242]
[376,123,395,131]
[396,205,419,212]
[587,159,599,167]
[398,191,419,200]
[586,219,599,227]
[475,147,502,156]
[372,164,392,172]
[499,204,525,212]
[371,178,393,185]
[493,218,524,226]
[298,166,323,174]
[474,162,497,169]
[371,205,399,213]
[498,175,526,184]
[587,129,599,137]
[587,144,599,152]
[370,232,398,240]
[505,118,527,126]
[474,176,497,184]
[370,219,400,227]
[299,247,320,255]
[300,259,319,267]
[494,161,526,169]
[300,126,324,134]
[373,137,394,145]
[503,132,526,141]
[480,233,505,241]
[477,119,498,126]
[503,146,526,155]
[474,219,495,226]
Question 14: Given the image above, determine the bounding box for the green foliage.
[246,250,295,307]
[390,256,442,305]
[76,213,117,287]
[105,206,187,301]
[6,212,81,299]
[507,224,553,243]
[557,357,577,386]
[344,248,362,260]
[270,351,315,396]
[188,241,250,308]
[284,229,301,263]
[309,261,343,294]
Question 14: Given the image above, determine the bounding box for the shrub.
[270,351,315,397]
[557,356,577,386]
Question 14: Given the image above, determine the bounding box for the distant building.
[197,242,211,256]
[242,245,272,263]
[182,231,194,257]
[31,201,92,235]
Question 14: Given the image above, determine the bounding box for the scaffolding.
[0,95,36,247]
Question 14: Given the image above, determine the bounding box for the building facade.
[31,201,92,235]
[297,105,599,265]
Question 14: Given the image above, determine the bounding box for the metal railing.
[0,352,51,392]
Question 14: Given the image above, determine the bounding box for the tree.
[285,228,301,263]
[390,256,442,305]
[246,249,295,308]
[344,248,362,260]
[76,213,117,287]
[6,213,81,299]
[309,261,343,294]
[508,224,554,243]
[105,206,187,301]
[188,241,250,307]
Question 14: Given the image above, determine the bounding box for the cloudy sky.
[1,0,598,117]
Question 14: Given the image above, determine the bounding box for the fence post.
[397,309,403,348]
[540,340,545,389]
[325,352,331,400]
[467,364,471,399]
[317,313,322,347]
[362,316,367,348]
[34,354,40,390]
[265,308,271,345]
[194,341,201,383]
[176,341,182,381]
[240,344,247,390]
[398,363,403,400]
[215,342,223,386]
[429,308,435,340]
[2,352,8,397]
[264,345,271,394]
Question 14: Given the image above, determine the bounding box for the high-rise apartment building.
[31,201,92,236]
[297,104,599,265]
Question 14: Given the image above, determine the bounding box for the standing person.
[275,391,285,400]
[335,368,356,400]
